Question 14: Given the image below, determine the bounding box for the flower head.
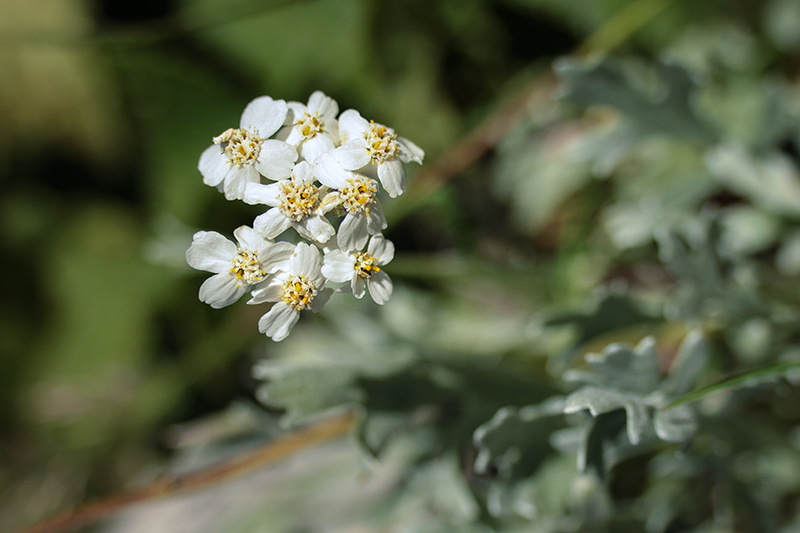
[199,96,297,200]
[322,234,394,304]
[334,109,424,197]
[186,226,294,308]
[244,161,335,243]
[249,243,333,341]
[282,91,341,164]
[190,90,422,341]
[314,152,386,251]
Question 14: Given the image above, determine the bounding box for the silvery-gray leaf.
[653,404,698,443]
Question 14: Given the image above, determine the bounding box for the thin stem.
[576,0,675,57]
[664,359,800,410]
[20,412,356,533]
[389,71,557,223]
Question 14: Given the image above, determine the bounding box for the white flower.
[243,161,335,243]
[314,152,387,251]
[334,109,425,198]
[322,234,394,304]
[186,226,295,309]
[199,96,298,201]
[249,242,333,341]
[282,91,340,164]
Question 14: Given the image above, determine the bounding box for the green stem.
[577,0,675,56]
[664,359,800,410]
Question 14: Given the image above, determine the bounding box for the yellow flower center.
[214,128,262,167]
[296,112,324,140]
[364,122,399,165]
[339,178,377,214]
[281,275,316,311]
[230,250,266,286]
[279,178,321,221]
[355,252,381,279]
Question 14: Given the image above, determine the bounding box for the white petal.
[335,284,353,295]
[367,271,393,305]
[293,161,315,183]
[258,302,300,341]
[335,141,370,170]
[321,250,356,282]
[287,102,309,118]
[338,109,369,140]
[240,96,288,137]
[377,159,406,198]
[301,134,335,165]
[368,234,394,264]
[289,243,321,278]
[249,279,284,304]
[310,287,333,313]
[199,145,234,187]
[398,137,425,164]
[365,202,387,235]
[352,277,366,299]
[186,231,236,272]
[325,121,340,144]
[234,225,268,251]
[284,126,304,147]
[199,273,246,308]
[244,181,282,207]
[274,124,292,143]
[301,215,335,243]
[320,191,341,213]
[313,152,350,189]
[258,241,295,272]
[337,212,368,251]
[253,209,292,239]
[292,223,315,242]
[255,140,297,180]
[223,165,259,201]
[308,91,339,119]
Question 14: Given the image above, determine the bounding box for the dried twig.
[390,71,557,222]
[20,412,356,533]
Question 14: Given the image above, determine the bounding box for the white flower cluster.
[186,91,424,341]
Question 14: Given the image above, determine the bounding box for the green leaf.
[356,411,414,458]
[564,386,650,445]
[653,404,696,442]
[656,218,768,322]
[493,121,594,233]
[563,333,707,451]
[565,337,661,395]
[546,291,658,373]
[387,453,481,528]
[601,138,715,250]
[255,364,364,424]
[706,144,800,218]
[659,329,709,398]
[578,410,627,477]
[472,397,566,482]
[252,310,416,425]
[568,473,613,526]
[555,56,717,144]
[487,454,576,521]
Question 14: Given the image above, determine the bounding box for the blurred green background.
[5,0,800,531]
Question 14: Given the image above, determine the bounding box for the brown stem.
[390,71,557,222]
[19,412,356,533]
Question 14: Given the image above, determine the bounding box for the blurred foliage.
[5,0,800,532]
